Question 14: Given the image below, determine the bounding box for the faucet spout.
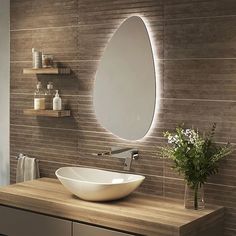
[95,147,139,171]
[124,150,139,171]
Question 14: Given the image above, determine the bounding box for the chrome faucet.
[96,147,139,171]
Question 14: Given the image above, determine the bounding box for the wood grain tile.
[164,0,236,19]
[32,27,78,61]
[165,16,236,59]
[164,59,236,100]
[10,30,32,61]
[78,0,163,25]
[11,0,78,30]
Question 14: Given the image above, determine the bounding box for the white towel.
[16,155,40,183]
[16,154,25,183]
[24,156,40,181]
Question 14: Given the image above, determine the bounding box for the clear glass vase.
[184,183,205,210]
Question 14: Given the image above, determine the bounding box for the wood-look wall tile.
[163,159,181,179]
[207,154,236,186]
[148,21,164,59]
[158,99,236,134]
[10,61,38,93]
[78,23,117,61]
[164,59,236,100]
[78,0,163,25]
[205,184,236,208]
[10,0,33,30]
[11,125,78,150]
[11,26,78,62]
[32,27,78,61]
[165,16,236,59]
[10,125,79,183]
[163,177,185,200]
[11,0,78,30]
[155,118,236,136]
[10,30,32,61]
[164,0,236,19]
[138,175,163,195]
[77,60,97,89]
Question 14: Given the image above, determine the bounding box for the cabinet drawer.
[73,222,134,236]
[0,205,71,236]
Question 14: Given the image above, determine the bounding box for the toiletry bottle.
[34,82,45,110]
[53,90,62,111]
[45,82,54,109]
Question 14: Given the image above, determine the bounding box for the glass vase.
[184,183,205,210]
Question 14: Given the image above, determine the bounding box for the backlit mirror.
[93,16,156,141]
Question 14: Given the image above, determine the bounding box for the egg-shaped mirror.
[93,16,156,141]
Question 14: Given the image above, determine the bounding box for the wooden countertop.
[0,178,224,236]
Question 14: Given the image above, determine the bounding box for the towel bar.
[16,153,39,162]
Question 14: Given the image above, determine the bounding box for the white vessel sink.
[55,167,145,201]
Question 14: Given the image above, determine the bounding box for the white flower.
[168,134,181,145]
[185,129,191,135]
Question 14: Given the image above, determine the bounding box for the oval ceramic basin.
[55,167,145,201]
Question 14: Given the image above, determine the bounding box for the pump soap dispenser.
[53,90,62,111]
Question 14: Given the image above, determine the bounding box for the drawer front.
[73,222,134,236]
[0,205,72,236]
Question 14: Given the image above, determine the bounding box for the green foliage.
[159,123,232,189]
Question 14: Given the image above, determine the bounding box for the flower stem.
[194,184,198,210]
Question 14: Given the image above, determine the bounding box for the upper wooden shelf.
[23,68,71,75]
[23,109,71,117]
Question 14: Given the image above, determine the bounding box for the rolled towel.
[16,154,40,183]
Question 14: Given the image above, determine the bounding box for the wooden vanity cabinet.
[73,222,134,236]
[0,205,134,236]
[0,205,72,236]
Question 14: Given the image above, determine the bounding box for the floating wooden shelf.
[23,68,71,75]
[23,109,71,117]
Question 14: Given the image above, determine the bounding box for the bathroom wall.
[10,0,236,235]
[0,0,10,186]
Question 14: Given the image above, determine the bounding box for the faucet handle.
[131,150,139,160]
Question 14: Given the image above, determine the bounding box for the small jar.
[42,54,54,68]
